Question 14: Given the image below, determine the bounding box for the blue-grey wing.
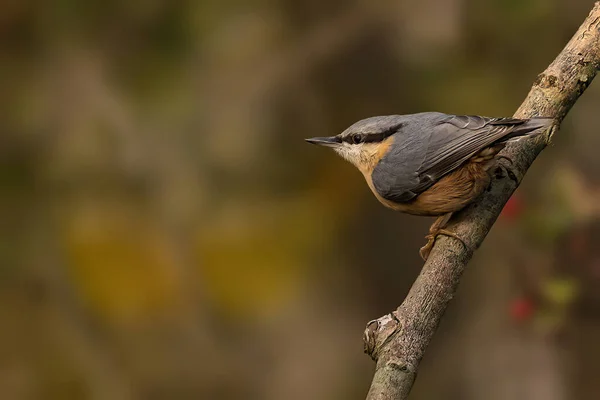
[372,113,548,203]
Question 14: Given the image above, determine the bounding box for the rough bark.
[363,3,600,399]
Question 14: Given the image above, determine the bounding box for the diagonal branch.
[363,3,600,399]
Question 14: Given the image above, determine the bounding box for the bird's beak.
[305,136,341,147]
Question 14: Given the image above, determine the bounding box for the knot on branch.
[363,311,401,360]
[534,73,558,88]
[388,360,417,375]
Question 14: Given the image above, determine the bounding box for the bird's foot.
[494,156,519,184]
[419,229,469,261]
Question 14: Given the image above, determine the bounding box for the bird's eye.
[351,134,363,144]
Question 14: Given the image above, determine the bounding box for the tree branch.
[363,3,600,399]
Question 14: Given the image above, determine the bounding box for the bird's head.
[306,116,405,173]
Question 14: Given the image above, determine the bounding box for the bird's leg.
[419,213,468,261]
[420,213,451,260]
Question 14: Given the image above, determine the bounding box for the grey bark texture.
[363,3,600,399]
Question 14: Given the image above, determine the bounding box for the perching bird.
[306,112,553,260]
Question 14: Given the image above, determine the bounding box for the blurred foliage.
[62,200,181,323]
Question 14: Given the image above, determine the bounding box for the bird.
[306,112,553,260]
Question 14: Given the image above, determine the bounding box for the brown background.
[1,0,600,399]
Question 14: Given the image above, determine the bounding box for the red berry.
[509,297,535,322]
[501,194,523,221]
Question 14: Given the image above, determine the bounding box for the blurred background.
[1,0,600,399]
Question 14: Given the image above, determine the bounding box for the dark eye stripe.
[341,122,403,144]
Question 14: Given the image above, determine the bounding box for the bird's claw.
[498,154,520,181]
[493,159,519,184]
[419,235,435,261]
[420,229,469,261]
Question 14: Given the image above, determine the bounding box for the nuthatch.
[306,112,553,260]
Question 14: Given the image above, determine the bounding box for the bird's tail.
[501,117,554,142]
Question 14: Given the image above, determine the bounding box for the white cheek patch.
[334,143,363,166]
